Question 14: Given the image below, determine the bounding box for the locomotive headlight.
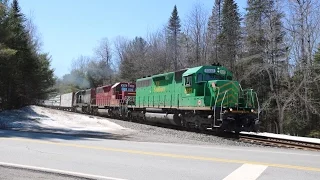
[229,108,233,112]
[251,109,254,112]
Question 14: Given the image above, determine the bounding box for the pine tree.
[219,0,241,71]
[244,0,271,104]
[6,0,36,106]
[0,0,55,108]
[207,0,223,64]
[244,0,288,133]
[314,45,320,64]
[308,44,320,137]
[119,37,148,81]
[167,5,181,71]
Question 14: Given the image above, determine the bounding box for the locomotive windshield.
[121,87,127,91]
[120,83,135,92]
[121,87,135,92]
[197,73,224,82]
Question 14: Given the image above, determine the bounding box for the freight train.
[40,64,260,133]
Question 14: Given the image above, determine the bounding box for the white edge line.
[222,163,268,180]
[0,162,128,180]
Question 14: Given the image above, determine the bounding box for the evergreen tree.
[308,45,320,137]
[219,0,241,71]
[244,0,271,116]
[0,0,54,109]
[314,45,320,64]
[244,0,288,133]
[167,5,181,71]
[6,0,37,107]
[119,55,135,82]
[207,0,223,64]
[119,37,147,81]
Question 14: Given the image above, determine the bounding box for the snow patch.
[241,132,320,144]
[0,106,133,136]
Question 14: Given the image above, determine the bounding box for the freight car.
[60,92,74,111]
[41,95,61,108]
[41,64,260,133]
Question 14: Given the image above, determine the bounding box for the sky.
[18,0,247,78]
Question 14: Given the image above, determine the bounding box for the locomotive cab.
[112,83,135,98]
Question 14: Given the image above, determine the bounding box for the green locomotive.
[130,64,260,133]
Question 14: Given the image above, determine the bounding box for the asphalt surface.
[0,166,89,180]
[0,130,319,180]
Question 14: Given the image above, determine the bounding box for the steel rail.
[239,134,320,151]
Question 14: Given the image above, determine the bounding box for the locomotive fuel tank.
[144,112,181,126]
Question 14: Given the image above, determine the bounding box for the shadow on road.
[0,129,132,141]
[0,106,133,141]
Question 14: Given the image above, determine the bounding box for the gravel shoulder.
[105,117,261,147]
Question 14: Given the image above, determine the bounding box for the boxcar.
[60,92,74,111]
[52,95,61,108]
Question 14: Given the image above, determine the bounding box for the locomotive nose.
[209,80,239,108]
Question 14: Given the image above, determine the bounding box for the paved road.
[0,130,319,180]
[0,165,87,180]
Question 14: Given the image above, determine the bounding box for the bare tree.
[285,0,320,132]
[25,11,43,52]
[93,37,113,84]
[94,38,112,67]
[146,27,168,73]
[184,3,208,66]
[113,36,129,67]
[70,55,90,74]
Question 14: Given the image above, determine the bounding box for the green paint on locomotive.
[135,65,258,110]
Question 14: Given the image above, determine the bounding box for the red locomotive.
[92,82,135,117]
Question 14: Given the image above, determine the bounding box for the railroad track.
[239,134,320,151]
[37,106,320,151]
[76,111,320,152]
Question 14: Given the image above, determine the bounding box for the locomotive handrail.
[217,90,229,127]
[220,90,229,112]
[254,92,260,120]
[239,89,252,108]
[239,83,243,92]
[213,87,220,128]
[250,89,254,107]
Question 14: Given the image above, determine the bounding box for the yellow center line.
[1,137,320,172]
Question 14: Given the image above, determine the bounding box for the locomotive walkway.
[0,130,319,180]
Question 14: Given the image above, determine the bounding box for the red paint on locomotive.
[96,82,135,107]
